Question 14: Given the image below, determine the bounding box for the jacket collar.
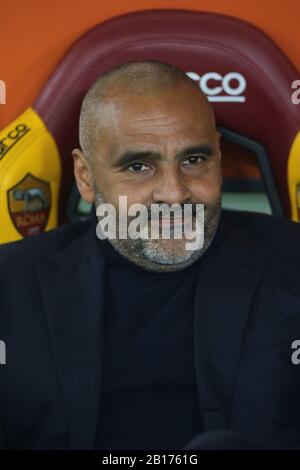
[193,213,271,430]
[37,220,105,449]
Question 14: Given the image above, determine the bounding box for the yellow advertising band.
[0,108,61,243]
[287,131,300,222]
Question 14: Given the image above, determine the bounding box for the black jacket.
[1,210,300,449]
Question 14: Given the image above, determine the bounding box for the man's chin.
[141,239,198,266]
[106,236,202,273]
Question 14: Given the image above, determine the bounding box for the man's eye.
[182,155,205,166]
[127,162,150,172]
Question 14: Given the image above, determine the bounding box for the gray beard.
[94,190,221,273]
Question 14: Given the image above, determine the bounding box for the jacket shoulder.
[0,220,92,272]
[221,210,300,249]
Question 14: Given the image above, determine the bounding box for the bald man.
[1,61,300,451]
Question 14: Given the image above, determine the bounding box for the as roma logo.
[7,173,51,237]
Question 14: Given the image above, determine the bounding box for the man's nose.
[152,168,192,205]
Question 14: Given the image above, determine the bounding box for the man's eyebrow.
[112,151,161,168]
[112,144,213,168]
[176,145,213,159]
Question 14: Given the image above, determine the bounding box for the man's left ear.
[215,131,223,188]
[72,148,95,204]
[216,130,222,162]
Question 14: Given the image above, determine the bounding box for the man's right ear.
[72,148,95,204]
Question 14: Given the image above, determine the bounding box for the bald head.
[79,60,215,162]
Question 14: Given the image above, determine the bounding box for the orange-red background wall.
[1,0,299,129]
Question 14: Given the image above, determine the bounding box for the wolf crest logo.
[7,173,51,237]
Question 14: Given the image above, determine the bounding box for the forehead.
[97,85,216,153]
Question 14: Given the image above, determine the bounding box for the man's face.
[74,83,222,272]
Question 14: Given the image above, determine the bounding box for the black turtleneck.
[95,219,223,450]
